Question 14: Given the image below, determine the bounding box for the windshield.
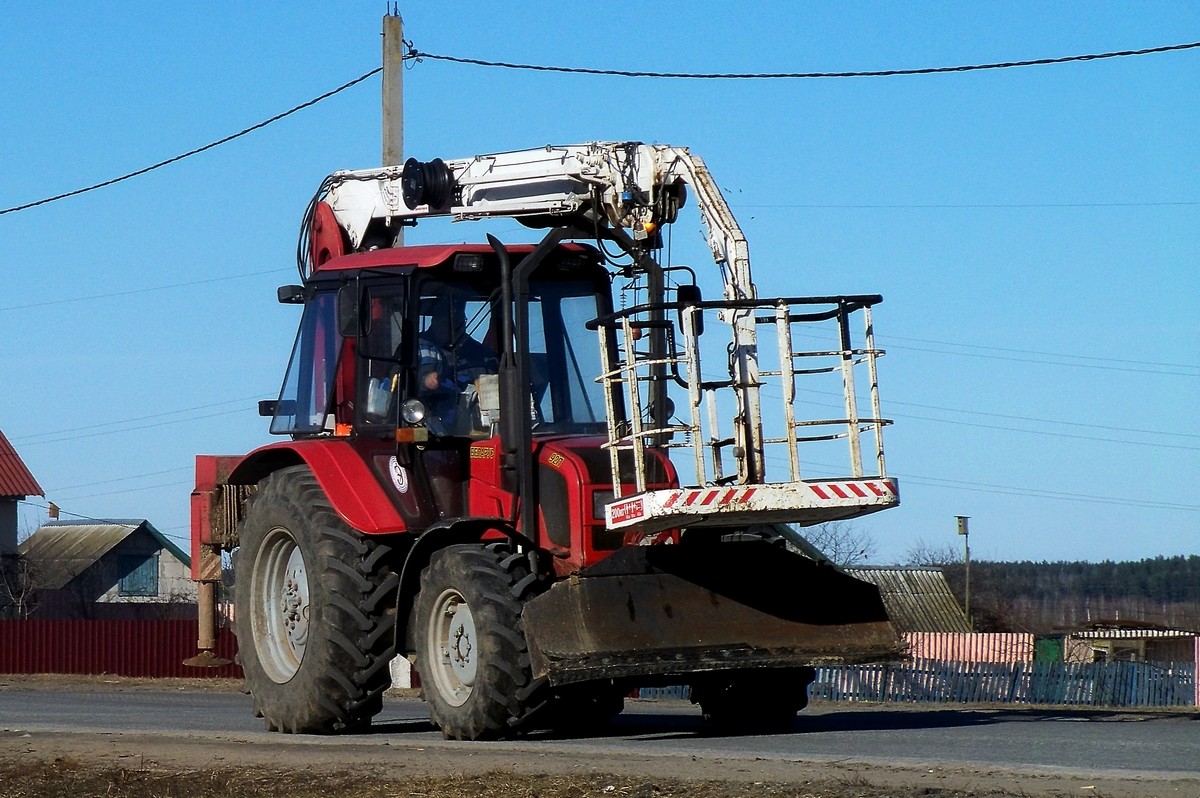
[400,276,607,436]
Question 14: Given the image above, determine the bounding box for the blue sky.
[1,3,1196,563]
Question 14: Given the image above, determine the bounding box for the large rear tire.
[235,465,398,733]
[540,683,625,734]
[414,543,544,740]
[692,667,815,734]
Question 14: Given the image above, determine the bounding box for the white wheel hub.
[427,588,477,707]
[253,527,310,683]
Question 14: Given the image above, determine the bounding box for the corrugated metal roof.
[1071,628,1197,640]
[18,519,189,590]
[847,566,973,633]
[0,429,43,498]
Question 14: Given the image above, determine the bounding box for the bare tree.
[0,554,39,619]
[59,561,112,620]
[904,538,962,567]
[903,537,1025,632]
[145,585,198,620]
[800,521,878,567]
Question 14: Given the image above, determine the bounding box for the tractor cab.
[267,243,613,444]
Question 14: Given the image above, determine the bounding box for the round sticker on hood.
[388,456,410,494]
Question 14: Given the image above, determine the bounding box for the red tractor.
[190,142,901,739]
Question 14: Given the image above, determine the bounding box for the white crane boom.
[322,142,755,300]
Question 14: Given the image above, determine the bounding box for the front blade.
[523,543,901,684]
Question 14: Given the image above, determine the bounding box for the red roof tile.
[0,429,43,498]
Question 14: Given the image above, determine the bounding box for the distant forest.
[935,555,1200,633]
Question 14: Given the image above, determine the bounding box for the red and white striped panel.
[605,478,899,532]
[807,480,898,501]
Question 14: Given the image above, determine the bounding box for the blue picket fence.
[811,659,1196,707]
[637,660,1196,707]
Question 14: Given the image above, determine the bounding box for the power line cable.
[772,382,1196,445]
[18,408,263,447]
[892,472,1200,512]
[786,457,1199,512]
[786,326,1198,374]
[52,479,193,503]
[19,500,191,547]
[0,68,384,217]
[3,40,1196,217]
[889,410,1200,451]
[738,200,1200,209]
[9,396,269,443]
[17,500,139,529]
[410,40,1200,80]
[0,268,292,312]
[886,341,1198,376]
[881,334,1198,372]
[787,392,1198,451]
[880,397,1200,440]
[46,467,192,493]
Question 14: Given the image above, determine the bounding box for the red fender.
[226,440,408,535]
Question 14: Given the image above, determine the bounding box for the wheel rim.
[252,526,310,683]
[426,587,477,707]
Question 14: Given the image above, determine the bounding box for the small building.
[846,566,973,633]
[1064,621,1198,663]
[0,429,43,558]
[20,519,196,620]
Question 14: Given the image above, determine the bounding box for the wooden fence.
[812,659,1196,707]
[0,620,242,679]
[903,632,1034,663]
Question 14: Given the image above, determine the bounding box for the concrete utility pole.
[956,515,971,624]
[382,9,404,167]
[382,7,405,243]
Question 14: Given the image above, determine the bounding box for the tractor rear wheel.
[692,667,815,733]
[235,465,398,733]
[541,683,626,734]
[414,543,543,740]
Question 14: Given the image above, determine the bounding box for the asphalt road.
[1,689,1198,778]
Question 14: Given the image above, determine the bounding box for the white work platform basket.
[590,294,898,535]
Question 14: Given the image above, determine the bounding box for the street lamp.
[956,515,971,624]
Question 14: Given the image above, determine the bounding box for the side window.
[358,285,407,425]
[528,282,606,430]
[557,293,606,425]
[363,287,406,360]
[527,296,552,423]
[272,291,343,434]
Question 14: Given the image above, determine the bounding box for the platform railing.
[592,295,891,499]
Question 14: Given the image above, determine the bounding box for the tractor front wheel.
[415,543,543,739]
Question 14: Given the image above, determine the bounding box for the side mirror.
[336,284,365,337]
[277,285,304,304]
[676,283,704,338]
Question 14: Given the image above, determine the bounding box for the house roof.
[846,566,973,633]
[0,429,43,498]
[19,519,189,590]
[1068,621,1199,639]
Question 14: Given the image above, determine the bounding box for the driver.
[417,295,497,433]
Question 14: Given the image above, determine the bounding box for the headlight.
[401,399,427,424]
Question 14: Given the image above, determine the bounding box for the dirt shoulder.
[1,675,1197,798]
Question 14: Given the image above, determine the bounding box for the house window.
[117,553,159,597]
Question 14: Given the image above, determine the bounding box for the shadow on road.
[367,701,1197,741]
[553,705,1197,742]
